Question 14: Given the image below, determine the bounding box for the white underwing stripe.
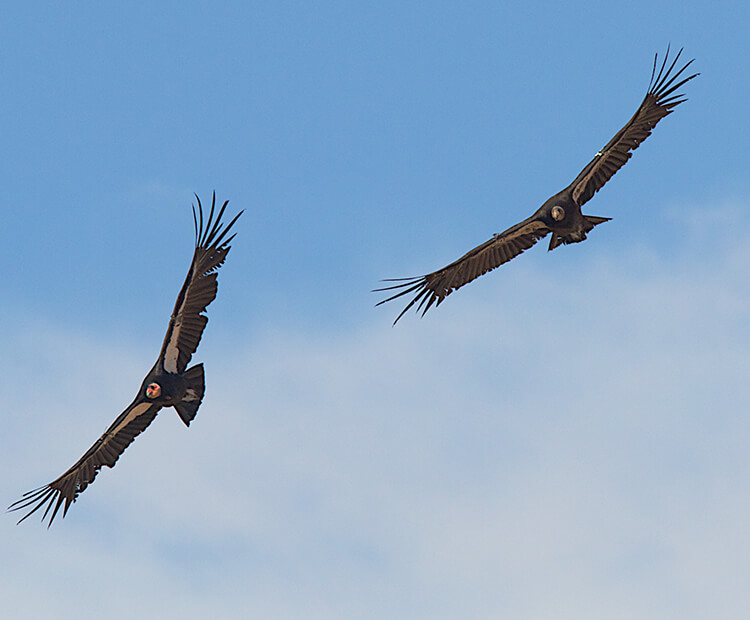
[107,402,154,439]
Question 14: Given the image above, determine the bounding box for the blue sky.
[2,2,749,618]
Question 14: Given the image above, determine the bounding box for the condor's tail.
[175,363,205,427]
[548,215,611,251]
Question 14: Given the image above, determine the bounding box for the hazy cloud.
[3,203,750,619]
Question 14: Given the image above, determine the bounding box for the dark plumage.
[9,193,242,526]
[376,47,698,324]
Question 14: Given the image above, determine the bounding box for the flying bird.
[376,47,698,324]
[9,193,242,526]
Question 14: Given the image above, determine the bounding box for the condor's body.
[377,47,698,324]
[10,193,242,527]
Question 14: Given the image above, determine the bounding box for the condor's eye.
[145,383,162,399]
[551,206,565,221]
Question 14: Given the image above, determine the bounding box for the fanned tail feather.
[174,363,206,427]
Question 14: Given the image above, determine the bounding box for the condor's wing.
[568,46,698,207]
[375,217,550,324]
[159,193,243,374]
[8,400,162,527]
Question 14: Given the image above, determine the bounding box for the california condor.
[376,47,698,324]
[9,193,242,526]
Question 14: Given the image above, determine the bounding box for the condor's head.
[551,205,565,222]
[144,382,175,403]
[145,383,162,400]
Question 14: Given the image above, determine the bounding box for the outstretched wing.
[159,193,243,374]
[569,46,698,207]
[375,218,550,324]
[8,400,162,527]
